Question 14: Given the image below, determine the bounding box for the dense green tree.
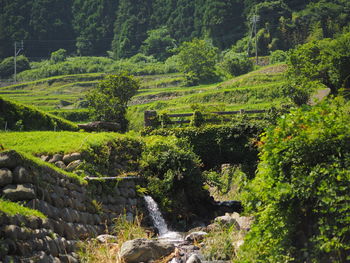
[87,73,140,132]
[141,27,176,61]
[203,0,245,50]
[219,51,253,77]
[287,32,350,95]
[50,48,67,63]
[112,0,152,59]
[72,0,119,56]
[176,38,218,85]
[167,0,196,43]
[0,0,32,58]
[0,55,30,79]
[1,0,350,59]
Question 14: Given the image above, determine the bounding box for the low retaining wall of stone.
[0,150,145,262]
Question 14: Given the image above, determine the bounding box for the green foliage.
[0,97,78,131]
[87,73,140,132]
[141,136,208,225]
[204,165,247,200]
[0,131,142,178]
[2,0,350,59]
[203,223,239,260]
[149,122,264,175]
[269,49,288,64]
[239,97,350,262]
[0,198,46,219]
[72,0,118,56]
[287,32,350,96]
[0,55,30,79]
[219,51,253,77]
[176,38,218,86]
[16,56,177,81]
[50,49,67,63]
[141,27,176,61]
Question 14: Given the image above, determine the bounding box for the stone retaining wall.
[0,150,145,262]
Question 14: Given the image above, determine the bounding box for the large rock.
[55,161,66,170]
[66,160,82,172]
[13,166,32,183]
[48,154,63,163]
[0,151,21,169]
[63,153,82,165]
[185,231,208,243]
[120,238,175,263]
[2,184,36,201]
[96,234,117,243]
[0,168,12,186]
[78,121,121,132]
[230,212,254,231]
[186,254,202,263]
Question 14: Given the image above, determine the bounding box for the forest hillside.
[1,0,350,59]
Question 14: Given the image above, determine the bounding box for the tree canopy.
[87,73,140,132]
[1,0,350,59]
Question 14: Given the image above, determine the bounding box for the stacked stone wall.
[0,150,145,262]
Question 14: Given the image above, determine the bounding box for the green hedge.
[0,97,78,131]
[148,122,264,176]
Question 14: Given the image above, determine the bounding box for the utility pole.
[14,40,24,83]
[251,8,260,65]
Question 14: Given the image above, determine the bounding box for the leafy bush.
[203,223,239,260]
[141,136,209,228]
[287,32,350,95]
[176,38,219,86]
[220,51,253,77]
[269,50,287,64]
[141,27,176,61]
[50,49,67,63]
[87,73,140,132]
[238,97,350,262]
[17,56,178,81]
[148,123,264,175]
[0,55,30,79]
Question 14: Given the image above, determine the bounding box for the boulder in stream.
[120,238,175,263]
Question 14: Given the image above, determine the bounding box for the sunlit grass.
[0,198,46,218]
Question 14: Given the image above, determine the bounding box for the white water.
[143,195,183,241]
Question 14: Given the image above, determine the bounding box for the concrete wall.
[0,150,145,263]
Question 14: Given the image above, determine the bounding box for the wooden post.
[144,110,158,128]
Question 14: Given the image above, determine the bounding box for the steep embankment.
[0,97,78,131]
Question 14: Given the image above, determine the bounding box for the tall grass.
[78,213,149,263]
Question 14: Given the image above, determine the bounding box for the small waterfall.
[144,195,182,240]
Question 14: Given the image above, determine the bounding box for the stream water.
[144,195,183,241]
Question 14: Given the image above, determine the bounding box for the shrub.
[176,38,219,86]
[238,97,350,262]
[269,49,287,64]
[50,49,67,63]
[141,136,209,228]
[0,55,30,79]
[220,51,253,77]
[148,123,264,176]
